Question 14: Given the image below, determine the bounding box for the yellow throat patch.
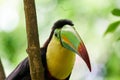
[46,36,75,79]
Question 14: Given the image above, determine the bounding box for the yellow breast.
[46,36,75,79]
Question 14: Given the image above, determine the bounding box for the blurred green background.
[0,0,120,80]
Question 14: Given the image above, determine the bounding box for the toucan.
[6,19,91,80]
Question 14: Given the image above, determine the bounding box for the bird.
[6,19,91,80]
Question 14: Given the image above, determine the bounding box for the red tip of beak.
[78,42,91,72]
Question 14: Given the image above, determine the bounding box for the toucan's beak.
[60,26,91,71]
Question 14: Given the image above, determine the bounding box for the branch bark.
[0,58,6,80]
[23,0,44,80]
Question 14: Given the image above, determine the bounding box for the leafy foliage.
[104,8,120,80]
[112,8,120,16]
[104,8,120,35]
[104,21,120,35]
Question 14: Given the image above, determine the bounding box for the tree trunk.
[0,58,6,80]
[23,0,44,80]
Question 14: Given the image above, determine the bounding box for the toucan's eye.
[54,29,60,39]
[55,32,60,39]
[55,32,58,37]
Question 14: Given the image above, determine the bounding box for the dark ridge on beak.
[52,19,74,30]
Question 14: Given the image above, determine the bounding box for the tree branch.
[23,0,44,80]
[0,58,6,80]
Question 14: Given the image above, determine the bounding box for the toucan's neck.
[46,36,75,79]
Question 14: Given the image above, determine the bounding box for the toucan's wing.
[5,48,46,80]
[5,57,30,80]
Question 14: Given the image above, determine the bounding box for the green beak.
[60,26,91,71]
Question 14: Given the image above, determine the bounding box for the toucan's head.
[45,19,91,71]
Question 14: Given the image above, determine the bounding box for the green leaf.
[112,8,120,16]
[104,21,120,35]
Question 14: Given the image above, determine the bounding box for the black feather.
[5,58,30,80]
[52,19,74,30]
